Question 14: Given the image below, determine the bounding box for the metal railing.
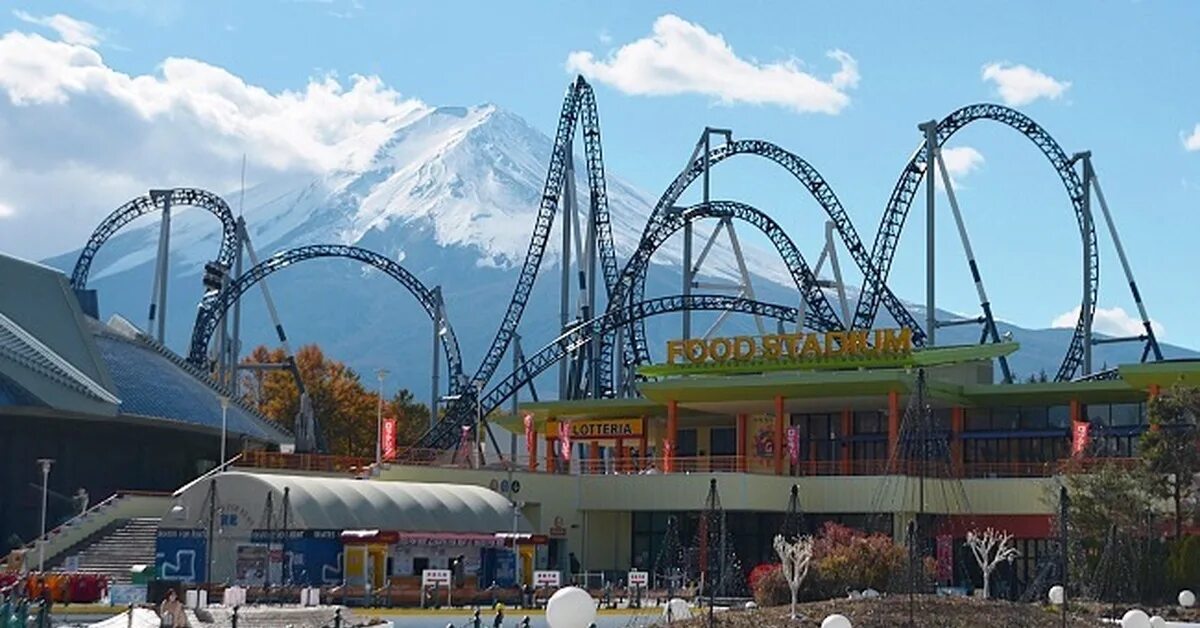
[233,450,373,475]
[230,450,1141,480]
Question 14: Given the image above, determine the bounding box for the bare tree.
[773,534,814,618]
[965,528,1019,599]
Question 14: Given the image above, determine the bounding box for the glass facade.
[630,511,891,582]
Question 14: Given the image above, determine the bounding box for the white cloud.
[566,14,859,115]
[13,10,103,46]
[940,146,984,185]
[0,201,13,218]
[1051,305,1165,339]
[0,30,427,258]
[981,62,1070,106]
[1182,124,1200,151]
[597,29,611,44]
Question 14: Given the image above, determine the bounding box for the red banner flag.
[382,418,398,461]
[1071,421,1090,457]
[558,421,572,461]
[523,413,536,462]
[936,534,953,583]
[786,426,800,464]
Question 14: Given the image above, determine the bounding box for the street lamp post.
[376,369,389,472]
[37,458,53,572]
[219,395,229,470]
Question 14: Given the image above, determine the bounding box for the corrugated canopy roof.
[182,471,531,534]
[92,330,292,443]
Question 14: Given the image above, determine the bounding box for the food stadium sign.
[665,328,914,366]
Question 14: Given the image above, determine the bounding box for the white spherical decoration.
[1121,609,1151,628]
[1048,585,1065,605]
[545,587,596,628]
[744,601,757,610]
[1149,616,1167,628]
[663,598,692,620]
[821,614,853,628]
[862,588,880,599]
[1181,589,1197,608]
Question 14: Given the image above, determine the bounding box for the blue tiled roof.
[0,370,43,407]
[92,333,292,444]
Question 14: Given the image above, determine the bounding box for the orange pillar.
[950,407,965,477]
[736,414,748,472]
[615,438,625,473]
[774,395,785,476]
[887,390,900,461]
[545,436,555,473]
[840,408,853,475]
[640,430,648,470]
[589,441,601,474]
[529,430,538,471]
[665,400,679,473]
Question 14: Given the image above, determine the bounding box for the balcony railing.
[232,449,1140,480]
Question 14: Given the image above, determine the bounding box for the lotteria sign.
[665,328,914,366]
[545,418,643,439]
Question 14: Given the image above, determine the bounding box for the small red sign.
[524,413,536,461]
[558,421,571,461]
[1071,421,1090,457]
[936,535,953,583]
[382,418,397,461]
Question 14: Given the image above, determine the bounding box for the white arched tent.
[159,471,531,584]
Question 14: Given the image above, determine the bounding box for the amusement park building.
[0,253,292,558]
[364,331,1200,589]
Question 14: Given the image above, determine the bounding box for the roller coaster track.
[854,103,1097,381]
[616,139,924,384]
[413,294,798,451]
[468,76,619,392]
[71,188,238,290]
[594,200,845,395]
[74,79,1158,451]
[186,244,465,393]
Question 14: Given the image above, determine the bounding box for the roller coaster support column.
[1077,152,1163,363]
[584,173,599,398]
[431,286,444,430]
[149,189,173,344]
[511,331,521,463]
[559,154,576,398]
[934,145,1014,383]
[918,122,938,346]
[1079,152,1096,375]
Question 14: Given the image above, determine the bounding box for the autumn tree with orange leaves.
[239,344,430,457]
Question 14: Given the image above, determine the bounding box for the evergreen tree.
[1141,386,1200,539]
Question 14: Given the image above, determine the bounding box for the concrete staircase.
[2,491,171,573]
[58,517,160,583]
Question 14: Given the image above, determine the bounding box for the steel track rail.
[855,104,1097,381]
[71,188,238,290]
[186,244,465,393]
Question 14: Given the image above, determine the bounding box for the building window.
[854,411,884,435]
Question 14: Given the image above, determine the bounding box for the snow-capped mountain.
[43,101,1195,400]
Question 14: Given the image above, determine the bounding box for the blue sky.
[0,1,1198,348]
